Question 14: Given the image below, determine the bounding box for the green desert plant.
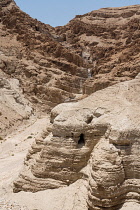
[0,136,3,140]
[27,136,32,139]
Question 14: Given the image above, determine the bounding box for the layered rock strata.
[1,1,140,113]
[0,0,87,112]
[0,75,33,137]
[14,74,140,209]
[56,5,140,93]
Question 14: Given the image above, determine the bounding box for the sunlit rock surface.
[14,74,140,209]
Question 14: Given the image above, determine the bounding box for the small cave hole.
[78,133,85,148]
[86,115,93,124]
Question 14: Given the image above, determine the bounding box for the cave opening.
[78,133,85,148]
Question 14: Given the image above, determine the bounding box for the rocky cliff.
[0,0,87,115]
[14,74,140,209]
[0,0,87,135]
[55,5,140,93]
[0,1,140,113]
[0,1,140,209]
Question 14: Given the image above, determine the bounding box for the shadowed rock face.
[14,74,140,209]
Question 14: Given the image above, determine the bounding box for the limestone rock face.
[14,74,140,209]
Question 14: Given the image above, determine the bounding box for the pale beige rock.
[13,74,140,209]
[0,76,33,137]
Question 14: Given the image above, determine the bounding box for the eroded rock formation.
[0,1,140,209]
[14,74,140,209]
[56,5,140,93]
[0,0,88,114]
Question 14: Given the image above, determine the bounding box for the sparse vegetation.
[27,136,32,139]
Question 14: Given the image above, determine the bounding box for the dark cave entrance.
[78,133,85,148]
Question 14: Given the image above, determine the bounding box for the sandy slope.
[0,115,88,210]
[0,116,49,209]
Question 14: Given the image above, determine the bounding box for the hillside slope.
[0,0,87,135]
[0,1,140,210]
[56,5,140,93]
[0,0,87,114]
[0,1,140,110]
